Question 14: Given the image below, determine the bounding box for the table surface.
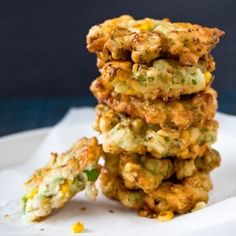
[0,92,236,137]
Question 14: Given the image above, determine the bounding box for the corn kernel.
[26,188,38,200]
[182,130,190,140]
[60,180,72,195]
[191,144,200,153]
[138,24,150,31]
[72,222,85,234]
[204,72,212,84]
[191,201,206,212]
[158,211,174,222]
[133,19,155,31]
[180,148,189,157]
[132,119,144,132]
[42,197,49,205]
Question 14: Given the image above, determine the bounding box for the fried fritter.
[91,76,217,130]
[143,172,212,215]
[22,137,102,222]
[100,165,145,210]
[103,152,174,194]
[102,149,220,193]
[175,149,220,179]
[94,104,218,159]
[100,168,212,217]
[95,59,213,100]
[87,15,224,66]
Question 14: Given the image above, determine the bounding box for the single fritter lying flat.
[95,59,214,100]
[87,15,224,66]
[94,104,218,159]
[22,137,102,222]
[102,149,220,193]
[91,76,217,130]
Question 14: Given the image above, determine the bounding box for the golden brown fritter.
[143,172,212,215]
[91,77,217,130]
[95,59,214,100]
[175,149,220,179]
[100,168,212,217]
[22,137,102,222]
[101,149,220,193]
[100,168,145,210]
[94,104,218,159]
[103,152,174,194]
[87,15,224,66]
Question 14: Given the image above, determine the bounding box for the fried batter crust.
[94,104,218,159]
[144,172,212,215]
[94,59,214,100]
[100,168,212,216]
[101,149,220,193]
[87,15,224,66]
[91,78,217,130]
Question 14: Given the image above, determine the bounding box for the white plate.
[0,128,50,170]
[0,112,236,236]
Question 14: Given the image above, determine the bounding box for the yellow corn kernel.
[72,222,85,234]
[42,197,49,205]
[158,211,174,222]
[180,148,189,157]
[204,72,212,84]
[133,19,155,31]
[191,144,200,153]
[60,180,73,195]
[182,130,190,140]
[26,188,38,200]
[132,119,144,132]
[137,24,150,31]
[191,201,206,212]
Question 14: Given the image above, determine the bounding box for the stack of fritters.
[87,15,224,218]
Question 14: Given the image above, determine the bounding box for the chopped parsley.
[192,79,197,85]
[200,127,209,132]
[135,75,154,85]
[84,169,99,182]
[164,136,170,142]
[21,196,27,211]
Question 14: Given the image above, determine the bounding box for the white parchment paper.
[0,108,236,236]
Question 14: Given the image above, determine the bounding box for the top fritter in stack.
[87,15,224,220]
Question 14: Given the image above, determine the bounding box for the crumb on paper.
[80,207,86,211]
[40,228,44,231]
[3,214,11,220]
[72,222,85,234]
[108,209,114,213]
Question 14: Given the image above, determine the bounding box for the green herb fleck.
[136,75,154,85]
[128,192,142,204]
[164,136,170,142]
[84,169,99,182]
[52,177,64,184]
[21,196,27,211]
[200,127,209,132]
[73,174,84,184]
[192,79,197,85]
